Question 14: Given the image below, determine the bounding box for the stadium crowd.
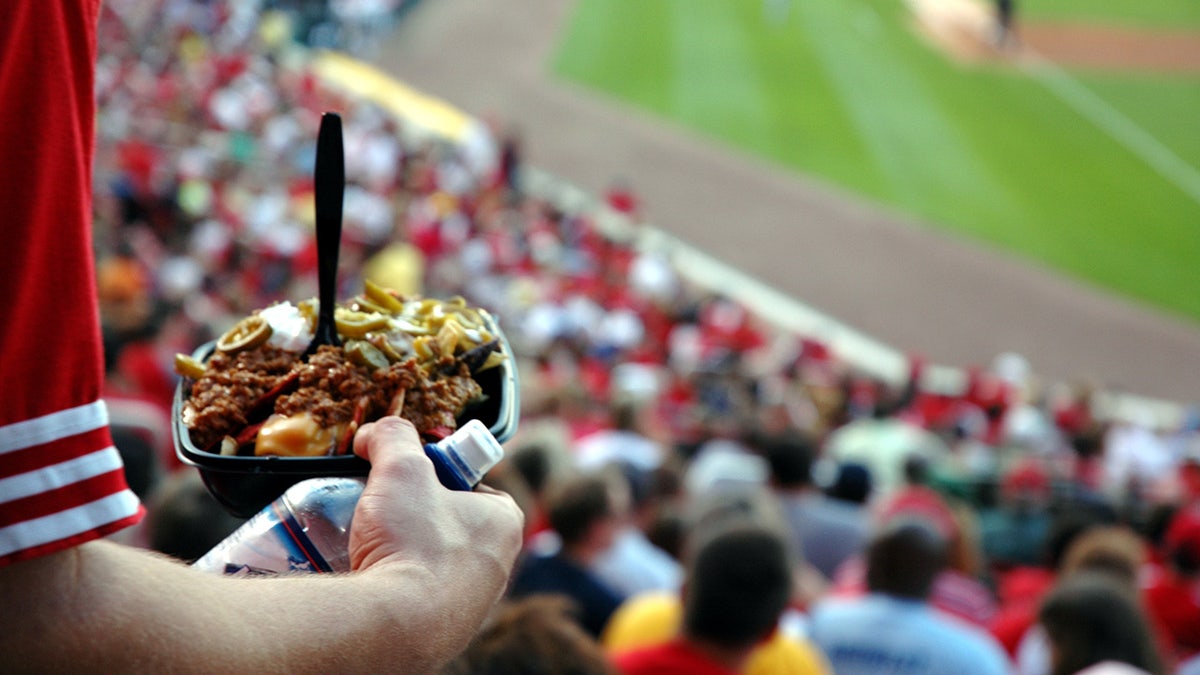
[92,1,1200,673]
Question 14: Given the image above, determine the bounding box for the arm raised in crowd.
[0,418,523,673]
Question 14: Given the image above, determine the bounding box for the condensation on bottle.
[191,419,504,575]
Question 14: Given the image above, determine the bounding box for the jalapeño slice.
[216,315,272,354]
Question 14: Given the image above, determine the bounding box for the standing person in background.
[994,0,1017,47]
[508,474,627,638]
[810,519,1011,675]
[495,125,523,205]
[0,3,523,671]
[762,430,869,581]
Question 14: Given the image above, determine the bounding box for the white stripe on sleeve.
[0,446,126,506]
[0,490,141,559]
[0,401,109,455]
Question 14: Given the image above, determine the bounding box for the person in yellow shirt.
[604,589,828,675]
[604,488,830,674]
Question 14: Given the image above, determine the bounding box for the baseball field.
[552,0,1200,322]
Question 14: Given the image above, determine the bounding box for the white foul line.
[1023,52,1200,207]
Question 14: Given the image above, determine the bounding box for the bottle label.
[268,500,335,573]
[192,502,333,575]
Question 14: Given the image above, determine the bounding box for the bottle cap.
[438,419,505,487]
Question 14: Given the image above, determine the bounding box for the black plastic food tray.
[173,315,519,517]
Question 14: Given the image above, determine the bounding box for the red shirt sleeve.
[0,0,143,567]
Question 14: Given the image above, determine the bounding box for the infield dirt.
[910,0,1200,71]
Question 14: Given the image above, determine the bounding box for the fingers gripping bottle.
[192,419,504,575]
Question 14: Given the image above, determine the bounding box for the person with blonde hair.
[1015,525,1169,674]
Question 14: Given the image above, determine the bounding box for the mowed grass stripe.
[1030,58,1200,206]
[670,2,772,151]
[749,5,878,191]
[792,0,1017,219]
[553,0,674,111]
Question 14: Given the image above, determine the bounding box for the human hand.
[348,416,523,595]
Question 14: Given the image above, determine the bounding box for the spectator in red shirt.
[1143,504,1200,664]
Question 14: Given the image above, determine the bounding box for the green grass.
[552,0,1200,323]
[1022,0,1200,28]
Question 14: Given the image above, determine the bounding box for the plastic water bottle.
[192,419,505,575]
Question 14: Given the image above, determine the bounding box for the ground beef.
[184,345,297,450]
[402,362,483,434]
[274,346,374,429]
[184,344,483,454]
[371,357,422,414]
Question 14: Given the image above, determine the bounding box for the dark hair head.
[902,454,930,486]
[865,518,948,599]
[761,432,817,489]
[610,399,639,431]
[1165,504,1200,576]
[682,525,793,650]
[1039,573,1163,675]
[510,444,552,495]
[1071,430,1104,459]
[444,596,616,675]
[1045,507,1118,571]
[546,476,614,548]
[646,507,687,561]
[1142,503,1178,550]
[825,462,872,505]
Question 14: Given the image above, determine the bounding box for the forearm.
[1,539,497,673]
